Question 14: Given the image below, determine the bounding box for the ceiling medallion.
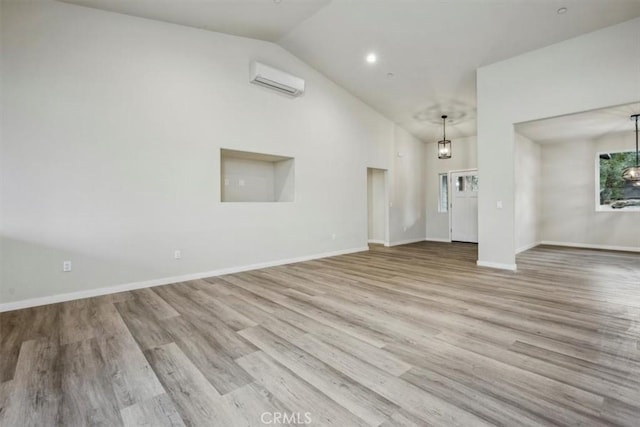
[413,101,475,125]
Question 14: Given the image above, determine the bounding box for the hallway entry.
[367,168,388,245]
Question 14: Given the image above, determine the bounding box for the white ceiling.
[60,0,640,142]
[516,102,640,143]
[59,0,331,42]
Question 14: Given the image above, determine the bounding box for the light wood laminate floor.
[1,242,639,426]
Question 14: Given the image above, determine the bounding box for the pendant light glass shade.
[438,115,452,159]
[622,114,640,186]
[622,167,640,186]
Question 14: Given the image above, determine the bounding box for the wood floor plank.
[385,339,605,425]
[437,331,636,408]
[96,331,165,409]
[220,294,307,342]
[129,288,181,320]
[267,306,412,376]
[222,382,293,427]
[239,325,398,425]
[0,380,12,425]
[0,305,60,382]
[379,409,433,427]
[163,311,258,360]
[115,299,174,351]
[2,339,61,426]
[169,326,255,395]
[600,397,640,426]
[194,289,258,331]
[89,301,132,339]
[400,366,547,426]
[292,333,492,427]
[236,350,370,427]
[61,299,95,345]
[143,343,241,426]
[0,312,24,383]
[2,242,639,426]
[120,393,185,427]
[60,338,123,426]
[222,274,390,347]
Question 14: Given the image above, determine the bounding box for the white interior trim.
[386,238,425,247]
[0,246,369,313]
[540,241,640,253]
[476,260,518,271]
[516,241,540,254]
[367,239,386,244]
[425,237,452,243]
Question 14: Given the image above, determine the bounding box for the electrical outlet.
[496,200,503,209]
[403,226,407,232]
[63,261,72,272]
[174,250,181,260]
[331,233,336,240]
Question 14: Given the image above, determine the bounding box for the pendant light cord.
[442,115,447,141]
[635,115,640,167]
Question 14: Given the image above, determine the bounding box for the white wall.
[0,1,408,305]
[540,133,640,250]
[220,155,294,203]
[514,133,541,253]
[222,157,276,203]
[367,168,386,243]
[477,17,640,269]
[425,136,477,241]
[388,125,426,245]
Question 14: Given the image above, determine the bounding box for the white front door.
[451,171,478,243]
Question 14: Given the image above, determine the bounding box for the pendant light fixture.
[438,115,452,159]
[622,114,640,186]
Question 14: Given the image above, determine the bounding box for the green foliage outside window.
[599,151,636,204]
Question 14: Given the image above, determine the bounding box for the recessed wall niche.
[220,149,295,203]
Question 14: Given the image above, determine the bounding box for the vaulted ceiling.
[61,0,640,142]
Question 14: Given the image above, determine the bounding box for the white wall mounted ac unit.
[250,61,305,97]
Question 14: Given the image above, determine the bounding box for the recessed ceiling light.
[557,7,568,14]
[386,72,394,78]
[273,0,282,3]
[366,53,377,64]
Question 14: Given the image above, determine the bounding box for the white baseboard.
[367,240,386,245]
[539,241,640,253]
[425,237,452,243]
[386,238,425,247]
[516,241,540,254]
[476,260,518,271]
[0,246,369,313]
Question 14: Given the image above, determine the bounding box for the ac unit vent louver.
[250,61,305,97]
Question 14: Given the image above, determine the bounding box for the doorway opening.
[367,168,389,246]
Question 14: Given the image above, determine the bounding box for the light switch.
[239,179,245,186]
[497,200,503,209]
